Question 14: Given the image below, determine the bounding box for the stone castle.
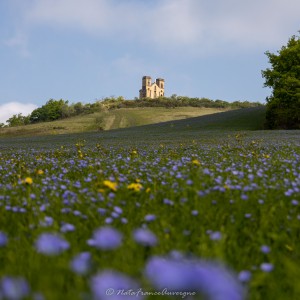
[139,76,165,99]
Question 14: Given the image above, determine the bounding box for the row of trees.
[4,99,105,127]
[3,97,262,127]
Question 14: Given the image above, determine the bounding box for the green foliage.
[30,99,69,123]
[101,96,262,110]
[6,113,30,127]
[262,33,300,129]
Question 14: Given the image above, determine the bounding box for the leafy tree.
[6,113,30,127]
[30,99,69,123]
[262,33,300,129]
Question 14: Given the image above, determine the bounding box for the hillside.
[95,106,267,141]
[0,107,229,137]
[0,107,268,150]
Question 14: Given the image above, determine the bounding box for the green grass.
[0,107,229,138]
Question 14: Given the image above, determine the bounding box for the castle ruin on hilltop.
[139,76,165,99]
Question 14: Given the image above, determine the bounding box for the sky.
[0,0,299,123]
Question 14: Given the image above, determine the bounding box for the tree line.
[1,97,262,128]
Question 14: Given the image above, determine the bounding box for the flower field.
[0,130,299,300]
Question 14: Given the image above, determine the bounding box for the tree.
[29,99,69,123]
[262,33,300,129]
[6,113,30,127]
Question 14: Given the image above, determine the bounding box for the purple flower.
[260,245,271,254]
[291,200,299,206]
[88,227,122,250]
[35,233,69,255]
[90,270,142,300]
[145,256,244,300]
[61,223,75,233]
[210,231,222,241]
[40,216,54,227]
[241,195,248,201]
[70,252,92,275]
[0,232,8,247]
[121,218,128,224]
[133,228,157,247]
[260,263,274,272]
[105,217,113,224]
[191,210,199,216]
[144,214,156,222]
[163,199,174,206]
[1,276,30,300]
[238,270,252,282]
[113,206,123,214]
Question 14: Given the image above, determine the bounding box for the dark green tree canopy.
[262,33,300,129]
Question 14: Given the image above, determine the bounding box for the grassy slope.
[0,107,228,138]
[0,106,270,150]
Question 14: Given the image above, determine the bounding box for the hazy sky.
[0,0,299,123]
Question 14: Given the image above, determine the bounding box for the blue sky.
[0,0,299,123]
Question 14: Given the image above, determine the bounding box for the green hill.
[94,106,267,142]
[0,106,267,150]
[0,107,230,138]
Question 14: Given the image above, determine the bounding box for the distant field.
[0,107,229,137]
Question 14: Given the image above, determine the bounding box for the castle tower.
[156,78,164,89]
[143,76,152,88]
[139,76,165,99]
[140,76,152,98]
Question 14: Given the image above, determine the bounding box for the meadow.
[0,107,299,300]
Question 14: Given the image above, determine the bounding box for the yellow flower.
[192,159,201,166]
[103,180,118,191]
[37,169,44,175]
[146,187,151,193]
[23,177,33,185]
[127,183,143,192]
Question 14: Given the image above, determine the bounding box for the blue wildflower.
[210,231,222,241]
[90,270,142,300]
[133,228,157,247]
[70,252,92,275]
[260,263,274,272]
[238,270,252,282]
[1,276,30,300]
[291,200,299,206]
[260,245,271,254]
[60,223,75,233]
[88,227,122,250]
[144,214,156,222]
[145,256,244,300]
[35,233,69,255]
[0,232,8,247]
